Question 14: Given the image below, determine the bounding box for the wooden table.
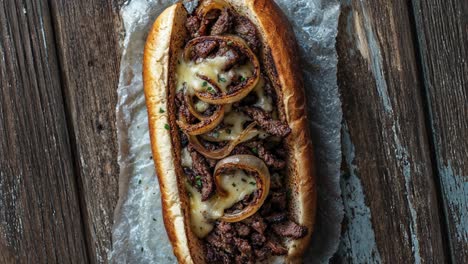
[0,0,466,263]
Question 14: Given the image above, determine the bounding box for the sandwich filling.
[172,0,308,262]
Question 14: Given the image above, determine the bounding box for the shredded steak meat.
[194,40,218,59]
[247,140,286,169]
[206,222,236,253]
[221,49,241,71]
[188,144,214,200]
[231,145,253,155]
[251,232,266,248]
[243,106,291,137]
[233,16,260,51]
[235,222,251,237]
[211,8,233,35]
[265,212,288,223]
[183,168,200,191]
[234,237,252,256]
[206,246,231,264]
[176,91,196,124]
[266,239,288,255]
[254,247,270,260]
[245,214,267,235]
[271,221,308,239]
[186,16,201,37]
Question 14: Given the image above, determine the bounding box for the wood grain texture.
[0,0,88,263]
[333,1,448,263]
[49,0,123,262]
[411,0,468,262]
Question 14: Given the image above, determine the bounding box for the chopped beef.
[186,16,201,37]
[183,168,200,191]
[194,40,218,59]
[222,49,241,71]
[265,212,288,223]
[235,223,251,237]
[175,90,184,107]
[266,239,288,255]
[235,255,254,264]
[176,91,196,124]
[211,8,233,35]
[247,141,286,169]
[271,221,308,239]
[188,144,214,200]
[206,222,236,253]
[250,232,266,248]
[254,247,270,260]
[217,221,234,233]
[234,237,252,256]
[234,16,260,51]
[243,214,267,234]
[231,145,253,155]
[270,191,287,210]
[243,106,291,137]
[206,246,231,264]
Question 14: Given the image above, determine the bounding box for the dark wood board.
[333,1,448,263]
[0,0,88,263]
[48,0,124,262]
[411,0,468,262]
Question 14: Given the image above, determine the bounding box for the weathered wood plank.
[411,0,468,262]
[0,0,88,263]
[333,1,448,263]
[49,0,123,262]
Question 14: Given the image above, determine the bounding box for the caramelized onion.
[214,155,270,222]
[188,122,256,159]
[183,36,260,104]
[196,0,231,18]
[201,129,260,142]
[176,102,225,136]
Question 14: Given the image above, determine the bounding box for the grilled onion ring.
[214,155,270,222]
[188,122,256,159]
[183,36,260,104]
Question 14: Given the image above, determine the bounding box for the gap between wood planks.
[406,1,453,262]
[44,0,95,263]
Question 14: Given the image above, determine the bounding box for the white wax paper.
[110,0,342,263]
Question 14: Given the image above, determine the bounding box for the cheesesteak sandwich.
[143,0,316,262]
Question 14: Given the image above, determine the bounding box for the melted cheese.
[253,77,273,112]
[176,53,255,95]
[187,170,257,238]
[194,100,210,113]
[181,147,192,168]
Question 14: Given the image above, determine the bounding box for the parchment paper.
[110,0,342,263]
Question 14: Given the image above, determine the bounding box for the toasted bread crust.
[143,1,316,263]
